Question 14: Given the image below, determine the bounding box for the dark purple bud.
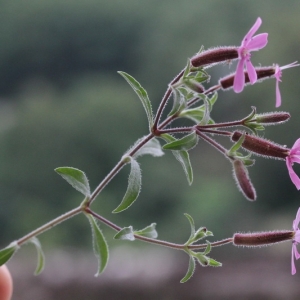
[252,112,290,125]
[191,47,238,68]
[232,159,256,201]
[220,66,275,90]
[231,131,289,159]
[233,230,294,247]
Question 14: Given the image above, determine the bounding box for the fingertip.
[0,265,13,300]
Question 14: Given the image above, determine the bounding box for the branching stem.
[86,208,233,250]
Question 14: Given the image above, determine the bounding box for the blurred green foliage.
[0,0,299,252]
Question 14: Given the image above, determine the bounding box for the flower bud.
[232,159,256,201]
[231,131,289,159]
[219,67,275,90]
[191,47,238,68]
[220,66,275,90]
[252,112,290,125]
[233,230,294,247]
[183,79,205,93]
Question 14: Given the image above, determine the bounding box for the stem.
[157,127,193,135]
[153,69,185,130]
[86,208,233,250]
[11,65,234,259]
[197,120,244,129]
[199,128,232,136]
[88,133,154,205]
[204,84,221,95]
[17,206,82,246]
[195,129,228,155]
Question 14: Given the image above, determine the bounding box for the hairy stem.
[17,206,82,246]
[153,69,185,130]
[86,208,233,250]
[88,133,154,205]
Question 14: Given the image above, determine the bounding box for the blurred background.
[1,0,300,299]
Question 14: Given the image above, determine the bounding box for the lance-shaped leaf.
[208,258,222,267]
[114,226,135,241]
[180,92,217,124]
[118,71,153,130]
[133,138,164,158]
[163,132,198,151]
[0,242,19,266]
[180,256,196,283]
[209,92,218,106]
[113,158,142,213]
[168,88,186,116]
[184,213,196,242]
[87,215,109,276]
[55,167,90,197]
[179,106,205,124]
[161,134,193,185]
[134,223,158,238]
[203,241,212,255]
[30,237,45,275]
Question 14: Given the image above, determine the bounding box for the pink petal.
[294,230,300,243]
[246,60,257,84]
[294,208,300,231]
[243,17,262,45]
[275,77,281,107]
[233,59,246,93]
[286,158,300,190]
[291,138,300,152]
[274,65,281,81]
[292,157,300,165]
[296,245,300,260]
[247,33,268,51]
[292,245,297,275]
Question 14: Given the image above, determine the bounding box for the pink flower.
[292,207,300,275]
[274,62,299,107]
[286,138,300,190]
[233,17,268,93]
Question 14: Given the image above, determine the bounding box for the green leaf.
[134,223,158,238]
[208,258,222,267]
[118,71,153,130]
[183,59,191,77]
[0,242,19,266]
[180,107,207,124]
[55,167,90,197]
[171,149,193,185]
[228,133,245,155]
[163,132,198,151]
[177,87,195,101]
[168,88,186,116]
[30,237,45,275]
[199,98,211,125]
[180,256,196,283]
[184,213,195,242]
[114,226,135,241]
[161,134,193,185]
[209,92,218,107]
[133,138,164,158]
[113,158,142,213]
[191,227,207,243]
[203,241,211,255]
[179,92,217,124]
[87,215,109,276]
